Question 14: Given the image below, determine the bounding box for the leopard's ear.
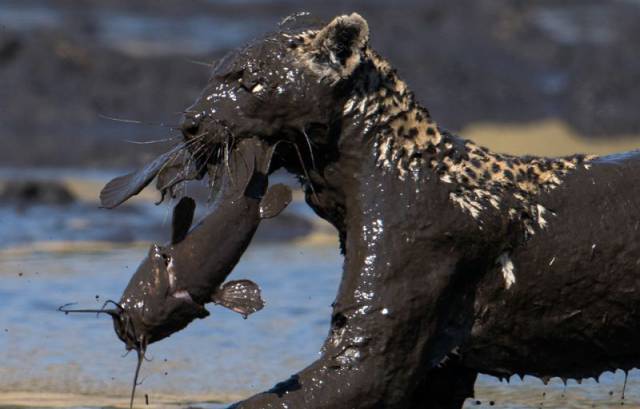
[309,13,369,80]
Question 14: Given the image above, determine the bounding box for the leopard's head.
[179,13,373,179]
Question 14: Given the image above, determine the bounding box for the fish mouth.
[111,291,209,351]
[57,300,142,352]
[112,310,143,351]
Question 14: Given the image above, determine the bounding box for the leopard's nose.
[180,113,200,141]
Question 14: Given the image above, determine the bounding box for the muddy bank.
[2,0,640,167]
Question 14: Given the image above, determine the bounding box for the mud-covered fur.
[283,13,595,237]
[177,12,640,409]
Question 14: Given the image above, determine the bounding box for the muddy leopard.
[102,12,640,409]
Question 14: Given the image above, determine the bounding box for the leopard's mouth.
[155,122,245,204]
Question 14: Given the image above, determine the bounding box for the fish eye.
[238,78,262,93]
[236,70,267,95]
[119,314,141,350]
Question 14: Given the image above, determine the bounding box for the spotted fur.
[287,15,595,235]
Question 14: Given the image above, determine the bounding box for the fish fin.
[259,184,292,219]
[99,145,183,209]
[211,279,265,318]
[171,197,196,244]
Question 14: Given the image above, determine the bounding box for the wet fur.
[91,12,640,409]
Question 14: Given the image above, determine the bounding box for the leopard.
[166,12,640,409]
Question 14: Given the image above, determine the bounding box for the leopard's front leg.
[230,211,484,409]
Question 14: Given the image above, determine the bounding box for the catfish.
[61,138,292,408]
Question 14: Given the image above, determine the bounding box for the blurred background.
[1,0,640,408]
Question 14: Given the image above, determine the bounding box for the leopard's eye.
[222,68,244,82]
[161,253,172,267]
[238,77,266,95]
